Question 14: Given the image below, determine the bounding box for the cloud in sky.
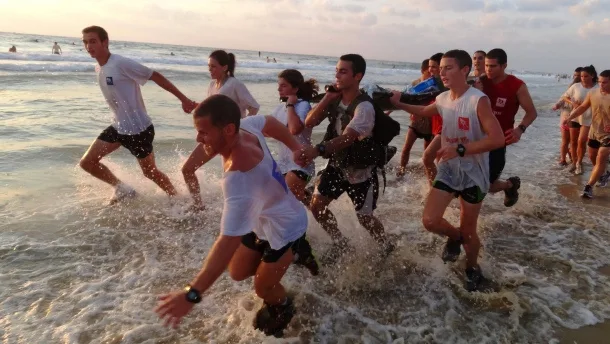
[0,0,608,72]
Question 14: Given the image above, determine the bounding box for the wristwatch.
[184,285,202,304]
[286,103,295,108]
[315,143,327,157]
[456,144,466,157]
[518,124,527,133]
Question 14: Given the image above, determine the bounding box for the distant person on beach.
[258,51,261,57]
[266,56,270,63]
[156,95,317,337]
[270,69,318,206]
[79,25,196,204]
[561,65,599,175]
[52,42,62,55]
[564,69,610,198]
[481,48,537,207]
[396,58,433,178]
[9,45,16,53]
[181,49,260,210]
[390,50,504,292]
[170,52,175,56]
[552,67,582,166]
[273,58,277,63]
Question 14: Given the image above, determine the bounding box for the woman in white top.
[270,69,318,206]
[562,65,599,174]
[182,50,260,209]
[552,67,582,166]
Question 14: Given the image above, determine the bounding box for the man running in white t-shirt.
[79,26,196,203]
[155,95,317,337]
[390,50,504,292]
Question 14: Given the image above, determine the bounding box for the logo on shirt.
[496,97,507,108]
[271,159,288,193]
[106,77,114,85]
[458,117,470,131]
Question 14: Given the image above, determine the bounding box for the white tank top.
[435,87,490,192]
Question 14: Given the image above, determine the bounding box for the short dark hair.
[430,52,444,64]
[486,48,507,65]
[82,26,109,42]
[340,54,366,77]
[474,50,486,56]
[193,94,241,133]
[600,70,610,78]
[209,50,236,77]
[443,50,472,75]
[421,59,430,71]
[575,67,584,73]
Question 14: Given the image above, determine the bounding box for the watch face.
[186,290,201,303]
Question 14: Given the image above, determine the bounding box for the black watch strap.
[286,103,295,108]
[456,144,466,157]
[184,285,202,304]
[315,143,326,157]
[518,124,527,133]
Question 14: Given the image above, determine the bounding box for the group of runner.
[78,25,609,337]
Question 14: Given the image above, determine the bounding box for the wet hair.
[193,94,241,134]
[486,48,507,65]
[278,69,319,101]
[581,65,598,84]
[209,50,236,77]
[600,70,610,78]
[421,59,429,72]
[575,67,583,73]
[82,26,109,42]
[429,52,444,65]
[443,50,472,75]
[474,50,486,57]
[340,54,366,77]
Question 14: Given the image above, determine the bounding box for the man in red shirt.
[481,48,538,206]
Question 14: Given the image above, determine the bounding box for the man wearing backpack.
[301,54,397,261]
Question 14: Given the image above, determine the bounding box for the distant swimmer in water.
[170,52,175,56]
[79,25,196,204]
[52,42,62,55]
[258,50,261,57]
[273,58,277,63]
[182,50,259,210]
[266,56,270,63]
[156,95,317,337]
[72,42,76,45]
[8,45,16,53]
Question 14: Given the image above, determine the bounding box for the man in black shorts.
[79,26,196,203]
[302,54,395,259]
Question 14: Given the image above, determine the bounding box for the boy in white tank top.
[390,50,505,292]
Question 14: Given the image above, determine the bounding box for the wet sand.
[558,321,610,344]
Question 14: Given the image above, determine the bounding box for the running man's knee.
[253,278,279,300]
[228,266,253,282]
[79,156,99,171]
[142,166,160,180]
[421,214,440,231]
[181,163,196,178]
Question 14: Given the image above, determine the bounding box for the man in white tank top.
[155,95,317,337]
[390,50,505,292]
[564,70,610,198]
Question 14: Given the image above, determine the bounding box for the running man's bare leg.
[79,139,122,186]
[458,198,483,269]
[138,153,177,196]
[254,249,294,305]
[398,128,418,176]
[422,135,442,184]
[577,126,590,165]
[569,127,580,168]
[356,214,387,245]
[587,147,610,186]
[228,244,263,281]
[421,188,460,240]
[310,193,345,243]
[560,128,570,163]
[182,143,209,208]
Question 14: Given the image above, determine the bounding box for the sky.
[0,0,608,73]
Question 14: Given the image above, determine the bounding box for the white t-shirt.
[269,100,315,176]
[564,83,599,126]
[207,77,260,118]
[96,54,154,135]
[220,116,308,250]
[331,100,376,184]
